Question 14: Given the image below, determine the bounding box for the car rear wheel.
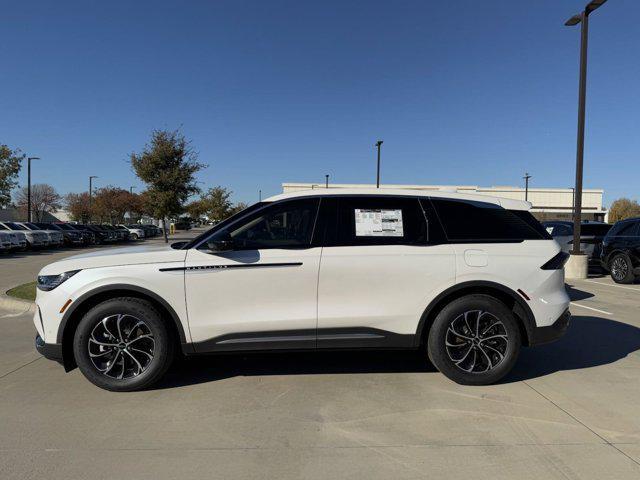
[130,233,138,240]
[73,297,174,391]
[427,294,521,385]
[610,253,635,284]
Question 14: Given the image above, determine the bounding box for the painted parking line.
[570,302,613,316]
[584,280,640,292]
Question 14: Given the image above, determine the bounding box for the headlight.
[37,270,80,291]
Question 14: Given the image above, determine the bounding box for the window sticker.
[354,209,404,237]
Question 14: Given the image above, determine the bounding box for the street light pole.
[375,140,383,188]
[523,173,532,201]
[564,0,607,255]
[325,174,329,188]
[130,186,135,194]
[88,176,98,223]
[26,157,40,222]
[259,189,262,202]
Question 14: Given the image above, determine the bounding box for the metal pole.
[325,175,329,188]
[375,140,383,188]
[259,190,262,202]
[523,173,532,201]
[89,176,97,223]
[572,12,589,255]
[27,159,31,222]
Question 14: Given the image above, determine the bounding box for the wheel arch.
[57,284,191,371]
[415,281,536,348]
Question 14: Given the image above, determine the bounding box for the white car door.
[184,198,322,351]
[316,196,456,348]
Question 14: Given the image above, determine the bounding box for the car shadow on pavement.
[506,315,640,383]
[156,349,437,389]
[565,283,595,301]
[154,315,640,389]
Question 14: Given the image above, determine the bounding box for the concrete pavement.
[1,243,640,479]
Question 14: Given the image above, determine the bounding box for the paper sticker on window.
[355,209,404,237]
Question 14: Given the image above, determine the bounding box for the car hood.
[39,244,187,275]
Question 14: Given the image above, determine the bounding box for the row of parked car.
[543,218,640,284]
[0,221,163,253]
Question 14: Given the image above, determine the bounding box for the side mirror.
[207,230,234,252]
[171,241,188,250]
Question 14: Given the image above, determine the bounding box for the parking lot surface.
[1,239,640,479]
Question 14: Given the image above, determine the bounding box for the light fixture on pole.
[26,157,40,222]
[564,0,608,256]
[375,140,383,188]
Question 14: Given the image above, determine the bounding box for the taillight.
[541,251,570,270]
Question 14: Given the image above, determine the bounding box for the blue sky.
[1,0,638,206]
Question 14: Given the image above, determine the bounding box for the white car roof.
[264,188,531,211]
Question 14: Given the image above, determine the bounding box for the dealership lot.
[1,240,639,479]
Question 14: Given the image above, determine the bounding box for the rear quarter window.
[429,198,551,242]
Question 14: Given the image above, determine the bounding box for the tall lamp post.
[130,186,135,194]
[564,0,608,258]
[26,157,40,222]
[523,173,532,201]
[88,176,98,223]
[325,174,329,188]
[375,140,383,188]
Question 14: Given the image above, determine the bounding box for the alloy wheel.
[445,310,508,373]
[88,314,155,379]
[611,256,628,281]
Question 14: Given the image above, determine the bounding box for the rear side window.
[546,224,572,237]
[429,198,551,242]
[331,196,427,246]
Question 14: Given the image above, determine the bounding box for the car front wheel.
[73,297,174,391]
[427,294,521,386]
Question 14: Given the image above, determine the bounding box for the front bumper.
[35,334,63,363]
[530,309,571,346]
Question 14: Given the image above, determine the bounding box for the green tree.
[199,186,234,222]
[0,144,25,208]
[130,129,206,242]
[228,201,249,216]
[609,198,640,223]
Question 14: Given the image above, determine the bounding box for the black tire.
[130,233,138,240]
[609,253,635,284]
[73,297,174,391]
[427,294,521,386]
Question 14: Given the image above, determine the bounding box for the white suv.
[34,189,570,391]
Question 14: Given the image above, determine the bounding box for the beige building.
[282,183,607,222]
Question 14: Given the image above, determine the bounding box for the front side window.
[610,221,640,237]
[203,198,320,250]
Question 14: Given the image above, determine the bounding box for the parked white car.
[34,189,570,391]
[119,224,146,240]
[17,222,64,247]
[0,232,12,252]
[0,221,48,249]
[0,223,27,250]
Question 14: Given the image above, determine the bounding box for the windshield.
[58,224,74,230]
[0,224,8,231]
[6,222,27,231]
[183,202,267,249]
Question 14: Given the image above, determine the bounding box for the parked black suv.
[600,217,640,284]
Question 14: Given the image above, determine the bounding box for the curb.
[0,294,36,315]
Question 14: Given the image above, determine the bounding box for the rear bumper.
[530,309,571,346]
[35,334,63,364]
